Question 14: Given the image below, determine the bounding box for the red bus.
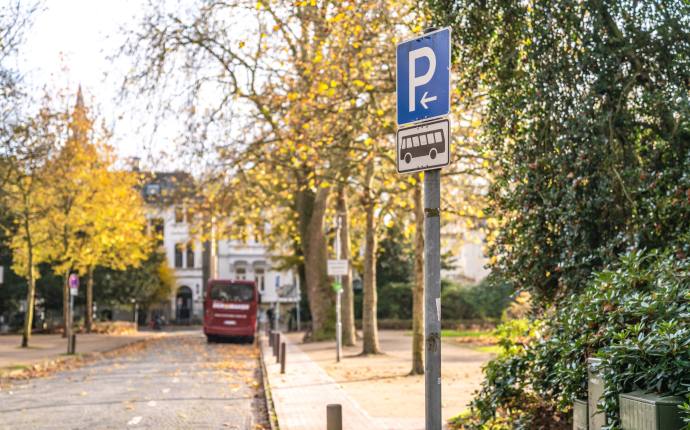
[203,279,258,343]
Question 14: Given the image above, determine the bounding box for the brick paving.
[261,334,386,430]
[0,334,268,429]
[261,336,445,430]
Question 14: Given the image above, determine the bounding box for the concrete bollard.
[327,404,342,430]
[280,342,286,374]
[276,340,281,364]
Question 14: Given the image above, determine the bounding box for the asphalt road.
[0,333,268,429]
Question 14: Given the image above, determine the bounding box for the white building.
[142,172,299,324]
[442,222,490,284]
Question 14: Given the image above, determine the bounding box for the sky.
[19,0,170,167]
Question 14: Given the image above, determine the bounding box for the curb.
[259,333,280,430]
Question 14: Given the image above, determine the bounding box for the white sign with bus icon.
[396,118,450,174]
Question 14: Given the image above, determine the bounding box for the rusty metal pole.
[326,404,343,430]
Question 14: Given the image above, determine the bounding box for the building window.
[255,268,265,293]
[174,244,184,268]
[174,206,184,223]
[150,218,164,245]
[236,267,246,280]
[186,244,195,268]
[145,184,160,197]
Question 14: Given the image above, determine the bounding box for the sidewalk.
[261,330,492,430]
[0,331,162,370]
[261,333,386,430]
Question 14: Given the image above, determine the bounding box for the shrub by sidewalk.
[452,251,690,429]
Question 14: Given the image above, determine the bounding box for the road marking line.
[127,416,142,426]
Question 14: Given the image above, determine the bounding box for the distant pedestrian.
[266,307,275,330]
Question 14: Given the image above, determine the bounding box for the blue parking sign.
[396,28,451,126]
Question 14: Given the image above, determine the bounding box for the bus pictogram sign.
[396,118,450,174]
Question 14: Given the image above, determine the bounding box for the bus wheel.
[405,153,412,164]
[429,148,437,159]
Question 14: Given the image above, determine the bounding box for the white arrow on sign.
[420,91,437,109]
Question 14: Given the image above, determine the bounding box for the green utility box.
[619,391,685,430]
[587,358,607,430]
[573,399,588,430]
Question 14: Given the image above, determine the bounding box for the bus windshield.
[210,283,254,302]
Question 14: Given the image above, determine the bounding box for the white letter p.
[408,47,436,112]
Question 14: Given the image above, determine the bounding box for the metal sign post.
[335,216,342,363]
[68,274,79,354]
[396,26,451,430]
[328,216,348,363]
[424,169,442,430]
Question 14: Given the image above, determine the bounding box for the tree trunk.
[21,274,36,348]
[337,185,356,346]
[85,266,94,333]
[411,173,425,374]
[361,160,380,354]
[301,186,334,340]
[62,271,70,338]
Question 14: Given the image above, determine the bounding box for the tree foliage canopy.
[429,0,690,306]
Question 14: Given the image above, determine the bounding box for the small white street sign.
[327,259,349,277]
[397,118,450,174]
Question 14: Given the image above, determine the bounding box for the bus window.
[420,134,428,146]
[413,136,420,147]
[428,133,435,144]
[211,283,254,302]
[435,131,443,143]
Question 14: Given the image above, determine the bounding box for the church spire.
[75,84,85,111]
[70,84,91,141]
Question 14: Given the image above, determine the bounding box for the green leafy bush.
[376,282,413,320]
[442,278,513,320]
[454,251,690,429]
[680,396,690,427]
[364,278,512,321]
